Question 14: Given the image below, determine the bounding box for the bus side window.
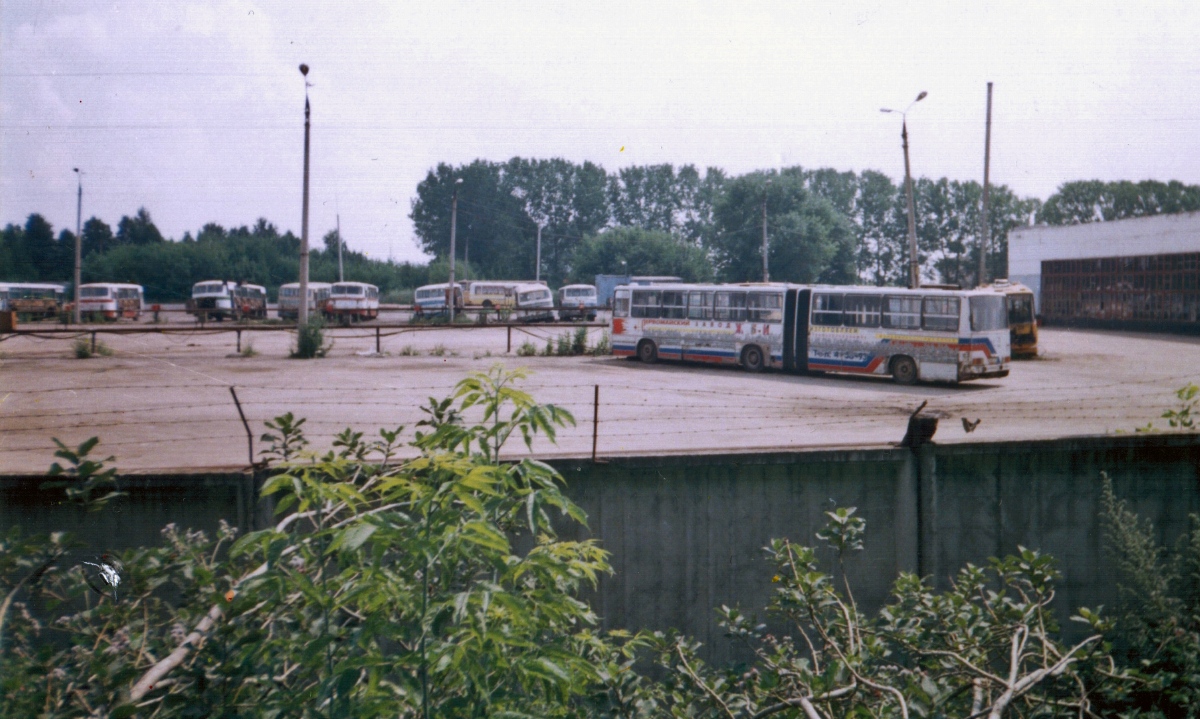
[748,292,782,321]
[883,296,921,329]
[613,291,631,317]
[661,291,686,319]
[631,290,659,318]
[843,294,880,327]
[713,292,748,321]
[921,296,961,332]
[812,293,844,326]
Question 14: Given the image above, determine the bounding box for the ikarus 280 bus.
[610,282,1010,384]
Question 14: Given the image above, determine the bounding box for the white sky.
[3,1,1199,264]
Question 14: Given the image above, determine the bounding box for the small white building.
[1009,211,1200,310]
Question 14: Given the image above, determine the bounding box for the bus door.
[783,289,810,373]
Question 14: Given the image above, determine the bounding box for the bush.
[398,344,419,356]
[429,343,447,356]
[572,326,588,355]
[71,337,113,358]
[517,340,537,356]
[290,317,329,358]
[590,331,612,356]
[555,332,573,356]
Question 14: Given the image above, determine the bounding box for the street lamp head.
[880,108,895,114]
[73,167,80,173]
[915,91,928,102]
[299,63,309,76]
[455,178,464,185]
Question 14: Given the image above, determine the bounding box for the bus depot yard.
[1,325,1197,475]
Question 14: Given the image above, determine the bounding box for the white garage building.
[1008,212,1200,332]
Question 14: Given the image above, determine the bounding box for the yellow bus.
[983,280,1038,359]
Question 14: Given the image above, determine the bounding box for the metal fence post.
[376,326,381,354]
[507,325,512,353]
[592,384,599,462]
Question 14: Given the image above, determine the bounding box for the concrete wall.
[3,434,1198,664]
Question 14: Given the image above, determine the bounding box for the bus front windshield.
[970,295,1007,331]
[1007,294,1034,324]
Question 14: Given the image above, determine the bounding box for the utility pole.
[298,64,311,327]
[979,81,993,287]
[448,178,462,321]
[73,168,82,324]
[761,179,771,282]
[336,214,343,283]
[535,224,542,282]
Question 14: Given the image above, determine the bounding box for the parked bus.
[0,282,64,319]
[610,282,1010,384]
[514,282,556,322]
[413,282,463,314]
[325,282,379,322]
[278,282,332,320]
[78,283,144,320]
[982,279,1038,359]
[557,284,599,321]
[187,281,268,320]
[461,281,518,309]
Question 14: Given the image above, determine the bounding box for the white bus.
[557,284,599,321]
[188,281,268,320]
[610,282,1010,384]
[326,282,379,322]
[78,283,144,320]
[514,282,556,322]
[0,282,65,319]
[278,282,332,320]
[413,282,463,314]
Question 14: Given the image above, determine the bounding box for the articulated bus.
[982,280,1038,359]
[611,282,1010,384]
[278,282,332,320]
[78,283,144,320]
[0,282,65,319]
[326,282,380,321]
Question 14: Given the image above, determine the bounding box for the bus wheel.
[637,339,658,364]
[890,356,918,385]
[741,345,765,372]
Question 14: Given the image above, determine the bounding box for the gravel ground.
[2,324,1198,474]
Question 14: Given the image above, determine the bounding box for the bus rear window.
[81,287,110,298]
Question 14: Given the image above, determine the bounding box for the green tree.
[115,207,165,246]
[710,171,856,284]
[570,226,714,283]
[81,217,114,257]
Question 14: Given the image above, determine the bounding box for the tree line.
[412,159,1200,288]
[4,171,1199,299]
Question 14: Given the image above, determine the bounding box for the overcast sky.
[3,1,1199,263]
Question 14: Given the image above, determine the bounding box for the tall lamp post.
[448,178,463,322]
[298,63,312,327]
[881,91,928,289]
[72,168,83,324]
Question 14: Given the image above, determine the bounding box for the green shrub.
[71,337,113,358]
[572,327,588,355]
[590,331,612,356]
[555,332,573,356]
[290,317,329,359]
[517,340,537,357]
[430,343,447,357]
[398,344,419,356]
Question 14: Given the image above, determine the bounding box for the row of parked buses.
[610,280,1031,385]
[0,282,146,320]
[188,280,381,322]
[412,280,599,321]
